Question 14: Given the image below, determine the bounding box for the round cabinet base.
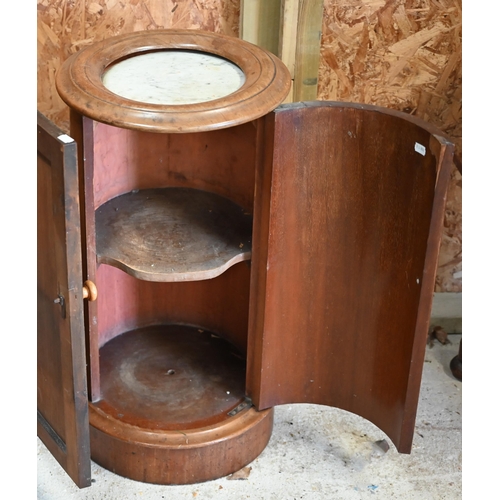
[88,325,273,484]
[89,403,273,485]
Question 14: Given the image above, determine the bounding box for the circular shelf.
[95,187,253,282]
[89,324,273,485]
[95,325,248,429]
[56,29,291,132]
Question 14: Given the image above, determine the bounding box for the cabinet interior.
[83,118,259,410]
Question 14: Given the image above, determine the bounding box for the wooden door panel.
[247,102,454,453]
[37,112,91,487]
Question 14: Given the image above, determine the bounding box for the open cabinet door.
[247,102,454,453]
[37,112,91,487]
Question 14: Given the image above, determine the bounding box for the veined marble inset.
[102,50,246,105]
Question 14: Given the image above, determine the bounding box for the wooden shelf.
[89,324,274,485]
[96,188,252,282]
[95,325,247,429]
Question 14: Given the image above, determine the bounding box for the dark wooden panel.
[247,102,454,453]
[37,112,91,487]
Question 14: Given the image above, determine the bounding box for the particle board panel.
[317,0,462,293]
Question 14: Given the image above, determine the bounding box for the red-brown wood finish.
[94,325,248,429]
[37,112,91,488]
[95,187,253,281]
[70,112,101,402]
[56,30,291,133]
[90,120,258,212]
[44,28,457,488]
[70,114,259,399]
[53,29,287,485]
[95,263,251,354]
[86,322,274,485]
[247,102,454,453]
[88,403,273,485]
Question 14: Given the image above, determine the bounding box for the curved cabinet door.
[37,112,91,487]
[247,102,454,453]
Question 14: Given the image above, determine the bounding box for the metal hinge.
[227,397,253,417]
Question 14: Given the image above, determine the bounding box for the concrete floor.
[37,332,462,500]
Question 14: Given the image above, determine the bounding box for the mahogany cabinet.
[37,30,454,488]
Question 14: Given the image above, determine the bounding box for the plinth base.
[88,325,273,484]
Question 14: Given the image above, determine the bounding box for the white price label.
[58,134,74,144]
[414,142,426,156]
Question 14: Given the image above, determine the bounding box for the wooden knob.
[83,280,98,301]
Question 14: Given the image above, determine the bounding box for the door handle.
[82,280,98,301]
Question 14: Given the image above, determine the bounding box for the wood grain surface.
[95,325,247,430]
[247,101,454,453]
[37,112,91,487]
[96,188,252,281]
[56,29,291,133]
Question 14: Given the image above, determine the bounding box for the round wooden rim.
[89,401,273,448]
[56,30,291,132]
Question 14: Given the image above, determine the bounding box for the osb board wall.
[317,0,462,292]
[37,0,461,292]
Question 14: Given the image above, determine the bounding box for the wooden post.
[240,0,324,103]
[293,0,323,102]
[278,0,300,102]
[239,0,282,56]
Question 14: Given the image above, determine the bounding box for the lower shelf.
[89,325,273,484]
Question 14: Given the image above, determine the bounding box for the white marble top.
[102,50,246,105]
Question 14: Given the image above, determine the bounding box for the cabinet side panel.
[37,112,91,487]
[248,103,453,453]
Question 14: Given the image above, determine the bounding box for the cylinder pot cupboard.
[37,29,455,488]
